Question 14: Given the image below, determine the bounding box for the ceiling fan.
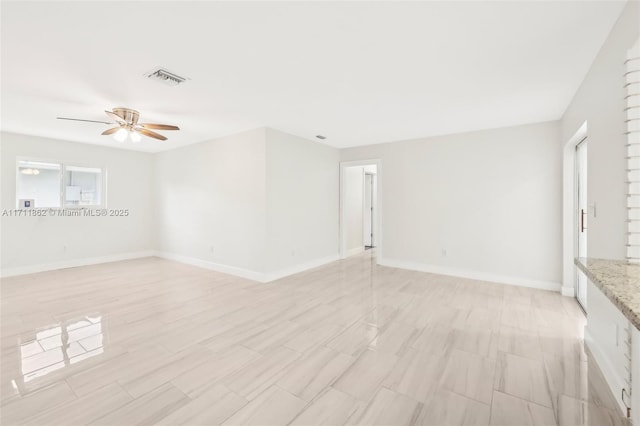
[57,107,180,142]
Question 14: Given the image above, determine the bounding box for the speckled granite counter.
[575,258,640,330]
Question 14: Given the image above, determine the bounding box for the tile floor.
[0,251,629,425]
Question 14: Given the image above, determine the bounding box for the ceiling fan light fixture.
[114,128,128,142]
[20,168,40,175]
[61,107,179,142]
[130,131,141,143]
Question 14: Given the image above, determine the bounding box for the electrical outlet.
[441,249,447,257]
[63,245,67,252]
[209,245,214,254]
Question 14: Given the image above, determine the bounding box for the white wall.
[561,0,639,260]
[264,128,339,274]
[341,121,562,289]
[154,128,268,276]
[344,166,364,254]
[0,132,155,275]
[154,127,340,281]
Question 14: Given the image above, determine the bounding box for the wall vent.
[145,68,188,86]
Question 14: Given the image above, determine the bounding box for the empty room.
[1,1,639,425]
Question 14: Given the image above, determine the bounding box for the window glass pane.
[65,166,102,206]
[16,161,61,208]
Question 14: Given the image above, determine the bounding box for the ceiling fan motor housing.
[113,107,140,125]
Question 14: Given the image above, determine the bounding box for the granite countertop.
[575,257,640,329]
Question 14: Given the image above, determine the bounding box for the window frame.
[16,157,107,210]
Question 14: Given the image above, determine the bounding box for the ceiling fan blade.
[139,123,180,131]
[105,110,126,124]
[101,127,121,136]
[137,128,167,141]
[57,117,112,125]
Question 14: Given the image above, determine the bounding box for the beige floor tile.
[383,348,445,402]
[368,320,419,356]
[90,382,190,425]
[242,320,305,354]
[440,349,495,405]
[498,325,544,360]
[118,345,215,398]
[222,346,300,400]
[201,320,269,353]
[221,385,306,426]
[277,345,354,402]
[0,381,76,424]
[490,391,556,426]
[333,349,398,401]
[417,389,491,426]
[557,394,587,426]
[171,345,261,397]
[289,387,363,426]
[411,323,453,355]
[289,304,338,328]
[501,308,539,332]
[544,352,588,403]
[22,382,133,426]
[353,387,423,425]
[494,351,554,408]
[156,384,248,426]
[283,323,344,353]
[449,327,498,359]
[326,320,382,356]
[586,404,630,426]
[65,344,166,396]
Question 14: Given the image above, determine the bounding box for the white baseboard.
[155,251,340,283]
[155,251,266,282]
[0,250,156,278]
[264,254,340,282]
[342,247,364,259]
[377,257,562,292]
[561,285,575,297]
[585,328,628,417]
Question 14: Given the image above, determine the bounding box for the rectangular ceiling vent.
[145,68,188,86]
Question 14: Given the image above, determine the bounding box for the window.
[16,160,105,209]
[65,166,102,207]
[17,161,62,208]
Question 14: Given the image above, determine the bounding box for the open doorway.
[364,170,376,249]
[340,160,381,260]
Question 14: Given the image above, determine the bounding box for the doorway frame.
[339,159,382,261]
[562,121,588,297]
[363,171,376,249]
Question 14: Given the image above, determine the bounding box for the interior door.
[576,138,588,311]
[364,173,373,247]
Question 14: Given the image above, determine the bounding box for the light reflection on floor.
[12,315,105,390]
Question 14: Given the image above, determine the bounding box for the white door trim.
[562,121,588,297]
[339,159,382,260]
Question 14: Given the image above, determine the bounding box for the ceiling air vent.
[145,68,188,86]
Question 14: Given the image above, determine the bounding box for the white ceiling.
[1,1,627,152]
